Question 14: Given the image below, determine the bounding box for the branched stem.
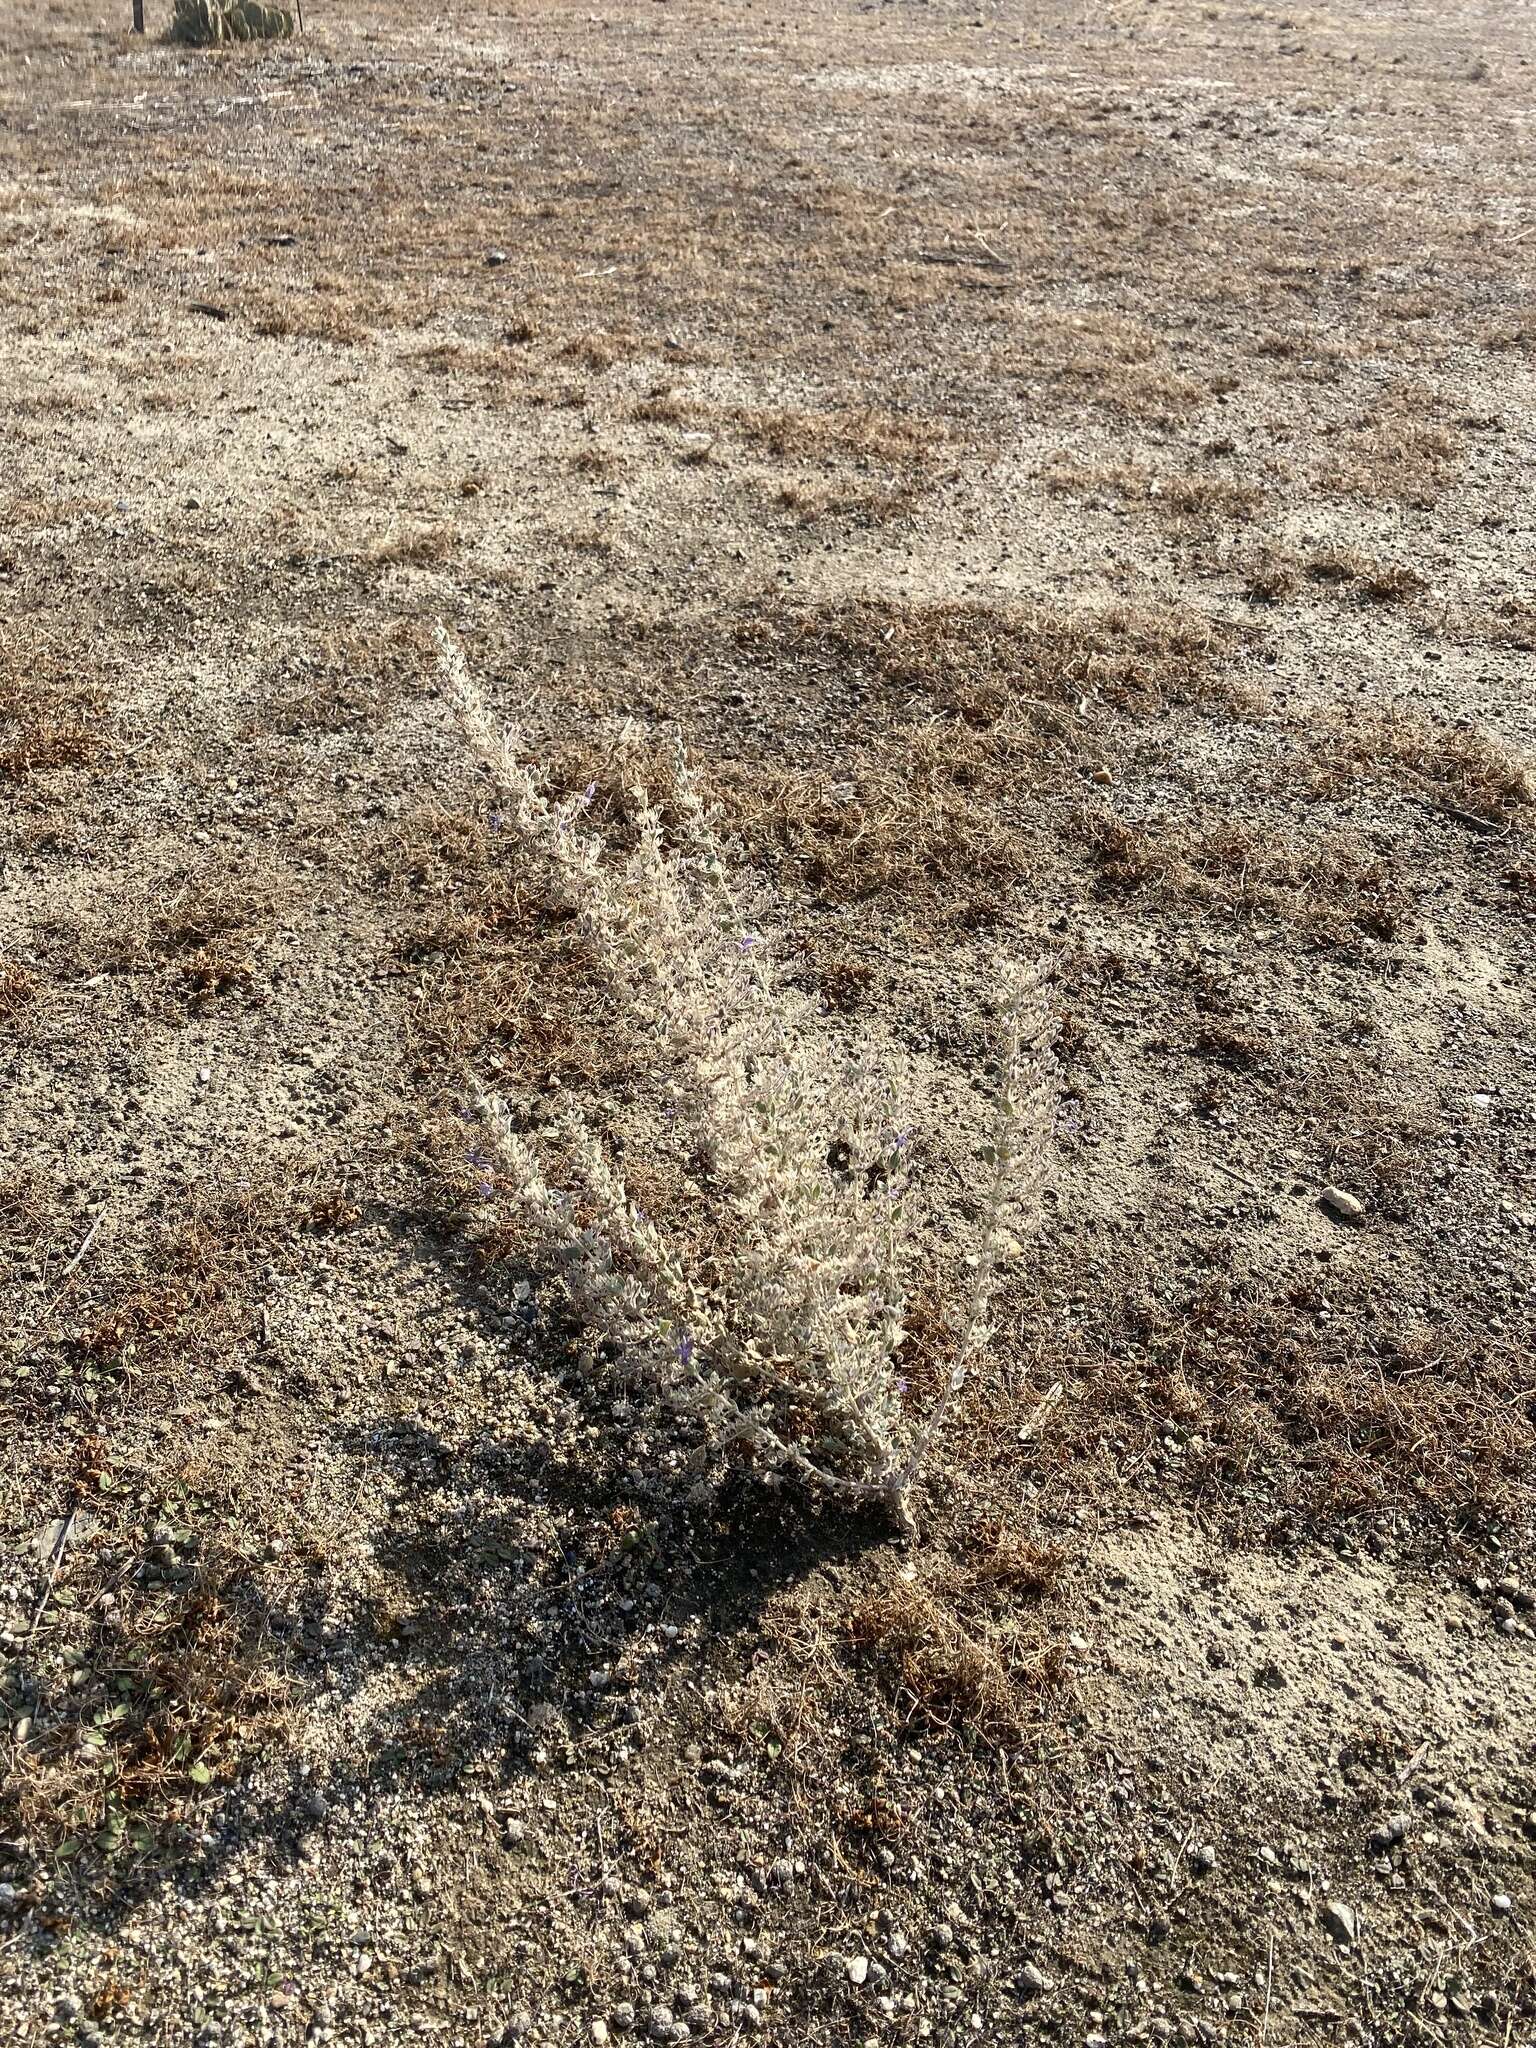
[435,625,1057,1530]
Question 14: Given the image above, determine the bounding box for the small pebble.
[1321,1900,1357,1945]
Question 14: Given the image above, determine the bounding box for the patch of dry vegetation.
[1030,1283,1536,1541]
[1075,809,1406,941]
[734,596,1245,719]
[1009,309,1209,424]
[368,524,458,571]
[1244,543,1428,607]
[2,1523,287,1867]
[1321,385,1462,504]
[45,865,294,1009]
[0,625,107,781]
[37,1178,307,1388]
[772,479,919,527]
[730,406,946,469]
[1303,708,1533,827]
[377,805,625,1095]
[1044,455,1263,526]
[1,1151,367,1879]
[1478,598,1536,651]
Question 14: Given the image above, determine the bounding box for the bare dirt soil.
[2,1,1534,2043]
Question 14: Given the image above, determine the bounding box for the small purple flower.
[738,932,761,953]
[489,810,506,833]
[676,1334,695,1370]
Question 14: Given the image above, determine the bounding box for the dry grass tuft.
[1321,388,1462,504]
[2,1533,287,1867]
[67,866,293,1006]
[631,388,694,426]
[1479,598,1536,650]
[736,596,1241,721]
[1303,709,1533,826]
[773,479,918,526]
[1013,310,1208,423]
[557,331,626,371]
[847,1536,1066,1746]
[379,804,627,1093]
[730,405,946,471]
[0,959,40,1024]
[1303,546,1427,602]
[253,626,415,739]
[741,753,1031,908]
[1160,476,1264,524]
[1243,546,1303,605]
[1044,456,1261,525]
[368,525,457,570]
[1043,1283,1536,1537]
[847,1581,1028,1744]
[1075,809,1405,940]
[150,875,288,1001]
[0,627,108,781]
[55,1180,295,1377]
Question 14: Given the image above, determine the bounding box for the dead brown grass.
[1040,1282,1536,1539]
[730,405,947,471]
[773,479,918,526]
[1011,310,1209,423]
[2,1530,287,1865]
[557,330,629,371]
[0,959,39,1024]
[67,866,293,1006]
[1075,809,1406,940]
[735,596,1245,720]
[1321,388,1462,504]
[1479,598,1536,651]
[1243,545,1304,605]
[1159,475,1264,524]
[1043,456,1262,525]
[1303,708,1533,827]
[1304,546,1427,602]
[741,753,1031,909]
[846,1531,1067,1747]
[367,524,457,570]
[1246,544,1427,606]
[378,805,627,1093]
[251,303,370,347]
[631,389,694,426]
[0,626,107,781]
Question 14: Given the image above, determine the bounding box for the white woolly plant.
[435,626,1058,1533]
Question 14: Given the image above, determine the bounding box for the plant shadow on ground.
[23,1220,894,1935]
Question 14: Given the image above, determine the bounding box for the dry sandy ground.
[1,0,1534,2043]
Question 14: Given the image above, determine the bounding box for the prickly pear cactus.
[169,0,295,45]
